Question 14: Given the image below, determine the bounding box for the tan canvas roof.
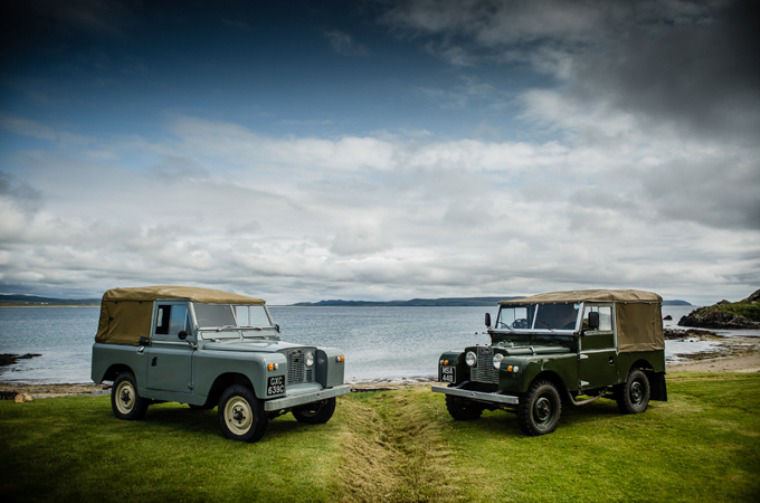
[96,286,265,345]
[102,286,265,304]
[499,289,661,305]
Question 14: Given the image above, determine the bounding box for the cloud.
[0,116,57,141]
[0,114,758,304]
[324,29,368,56]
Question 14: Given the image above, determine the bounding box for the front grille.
[286,349,314,385]
[470,346,499,384]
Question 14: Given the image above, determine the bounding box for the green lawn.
[2,373,759,502]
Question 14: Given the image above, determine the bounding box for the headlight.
[305,351,315,367]
[465,351,477,367]
[492,353,504,369]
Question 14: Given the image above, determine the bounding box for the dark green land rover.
[432,289,667,435]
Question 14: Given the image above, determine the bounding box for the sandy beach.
[2,333,758,399]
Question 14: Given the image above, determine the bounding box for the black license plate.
[440,366,455,383]
[267,376,285,396]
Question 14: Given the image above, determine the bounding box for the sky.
[0,0,758,305]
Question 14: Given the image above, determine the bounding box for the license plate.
[267,376,285,396]
[440,366,455,383]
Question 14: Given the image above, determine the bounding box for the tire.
[518,380,562,435]
[217,384,268,442]
[292,398,337,424]
[111,372,149,420]
[617,369,650,414]
[445,395,483,420]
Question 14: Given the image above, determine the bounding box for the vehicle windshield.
[194,303,273,333]
[496,303,580,331]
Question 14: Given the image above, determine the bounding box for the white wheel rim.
[224,396,253,435]
[115,380,136,414]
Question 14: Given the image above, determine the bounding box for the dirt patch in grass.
[334,390,460,502]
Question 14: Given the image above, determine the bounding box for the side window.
[583,305,612,331]
[154,303,191,340]
[169,304,189,336]
[155,305,171,335]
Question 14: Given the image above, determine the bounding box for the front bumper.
[431,382,519,406]
[264,383,351,411]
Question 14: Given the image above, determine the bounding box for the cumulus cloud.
[0,114,758,304]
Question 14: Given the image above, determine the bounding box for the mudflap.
[649,372,668,401]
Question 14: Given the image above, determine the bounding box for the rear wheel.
[111,372,149,420]
[445,395,483,420]
[617,369,650,414]
[218,384,268,442]
[518,380,562,435]
[292,398,337,424]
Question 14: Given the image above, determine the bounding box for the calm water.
[0,305,754,383]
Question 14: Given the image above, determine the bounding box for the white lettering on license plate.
[441,366,455,383]
[267,376,285,395]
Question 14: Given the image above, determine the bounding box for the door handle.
[608,356,615,365]
[151,357,158,367]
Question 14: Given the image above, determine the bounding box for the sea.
[0,305,757,384]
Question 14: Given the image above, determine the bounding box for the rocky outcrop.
[743,289,760,304]
[679,310,760,329]
[0,353,41,366]
[678,289,760,329]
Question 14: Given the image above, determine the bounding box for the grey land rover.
[91,286,349,442]
[433,289,667,435]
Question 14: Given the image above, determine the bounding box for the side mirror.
[485,313,491,328]
[139,336,151,346]
[274,324,280,333]
[587,312,600,331]
[178,330,188,340]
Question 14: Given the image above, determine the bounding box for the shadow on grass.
[139,404,312,439]
[449,398,663,436]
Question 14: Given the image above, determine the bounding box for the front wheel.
[445,395,483,420]
[518,380,562,435]
[111,372,149,420]
[218,384,268,442]
[292,398,336,424]
[617,369,650,414]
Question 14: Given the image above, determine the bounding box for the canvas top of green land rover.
[432,289,667,435]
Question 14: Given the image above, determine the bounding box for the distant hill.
[662,300,692,306]
[0,294,99,305]
[293,296,519,307]
[295,297,693,307]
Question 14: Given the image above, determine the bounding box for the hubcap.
[114,381,135,414]
[224,396,253,435]
[534,396,553,424]
[630,381,643,404]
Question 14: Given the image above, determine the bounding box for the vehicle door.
[145,301,195,393]
[578,303,617,389]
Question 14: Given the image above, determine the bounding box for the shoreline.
[2,327,757,398]
[2,349,758,398]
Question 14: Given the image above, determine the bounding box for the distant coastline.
[0,293,693,308]
[0,294,99,307]
[293,297,693,307]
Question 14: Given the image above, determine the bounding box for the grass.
[2,373,759,502]
[702,301,760,321]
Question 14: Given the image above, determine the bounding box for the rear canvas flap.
[616,302,664,352]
